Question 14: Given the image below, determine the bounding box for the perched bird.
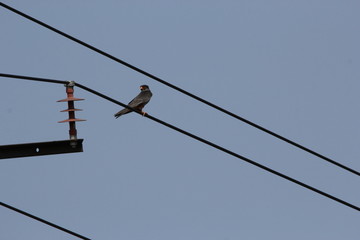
[114,85,152,118]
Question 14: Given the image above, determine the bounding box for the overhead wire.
[0,2,358,177]
[0,201,91,240]
[1,73,359,212]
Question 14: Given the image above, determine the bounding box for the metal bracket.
[0,82,86,160]
[0,139,83,159]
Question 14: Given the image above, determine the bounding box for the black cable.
[0,73,68,85]
[0,3,358,177]
[0,201,91,240]
[1,73,359,212]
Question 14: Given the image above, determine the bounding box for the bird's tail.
[114,108,132,119]
[114,112,122,118]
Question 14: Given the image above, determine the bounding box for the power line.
[0,201,91,240]
[1,73,359,212]
[0,3,358,177]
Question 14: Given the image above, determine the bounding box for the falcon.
[114,85,152,118]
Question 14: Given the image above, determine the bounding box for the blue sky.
[1,1,360,239]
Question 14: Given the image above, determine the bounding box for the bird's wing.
[128,93,146,107]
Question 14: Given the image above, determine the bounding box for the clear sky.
[1,1,360,239]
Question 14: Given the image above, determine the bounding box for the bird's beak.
[140,86,144,90]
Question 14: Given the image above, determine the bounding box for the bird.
[114,85,152,118]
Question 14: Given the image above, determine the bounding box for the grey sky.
[1,1,359,239]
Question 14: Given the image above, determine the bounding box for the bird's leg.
[141,111,147,116]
